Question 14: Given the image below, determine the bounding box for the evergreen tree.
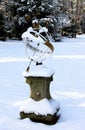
[8,0,25,39]
[0,12,6,40]
[13,0,61,40]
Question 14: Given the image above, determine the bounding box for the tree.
[53,1,68,31]
[13,0,63,40]
[0,12,6,40]
[2,0,85,39]
[64,0,85,37]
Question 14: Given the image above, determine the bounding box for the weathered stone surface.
[26,76,53,101]
[20,110,60,125]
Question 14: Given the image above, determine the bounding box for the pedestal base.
[21,66,60,124]
[20,98,60,125]
[20,111,60,125]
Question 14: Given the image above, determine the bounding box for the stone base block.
[20,110,60,125]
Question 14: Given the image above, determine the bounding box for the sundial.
[22,20,54,71]
[21,21,60,124]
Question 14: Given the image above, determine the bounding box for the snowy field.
[0,34,85,130]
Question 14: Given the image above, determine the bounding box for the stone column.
[26,76,52,101]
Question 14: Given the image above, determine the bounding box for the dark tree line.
[0,13,6,40]
[0,0,85,40]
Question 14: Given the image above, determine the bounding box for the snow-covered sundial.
[22,20,54,71]
[21,20,60,124]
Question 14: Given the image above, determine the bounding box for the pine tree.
[0,12,6,40]
[13,0,61,40]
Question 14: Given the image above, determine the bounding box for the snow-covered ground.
[0,34,85,130]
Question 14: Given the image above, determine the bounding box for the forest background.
[0,0,85,40]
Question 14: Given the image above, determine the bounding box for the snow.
[0,34,85,129]
[20,98,60,115]
[22,26,53,62]
[22,26,48,45]
[22,26,48,44]
[23,65,54,77]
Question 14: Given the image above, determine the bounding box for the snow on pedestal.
[20,65,60,124]
[23,65,54,78]
[20,98,60,115]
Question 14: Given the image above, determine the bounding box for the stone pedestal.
[26,76,52,101]
[20,66,60,125]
